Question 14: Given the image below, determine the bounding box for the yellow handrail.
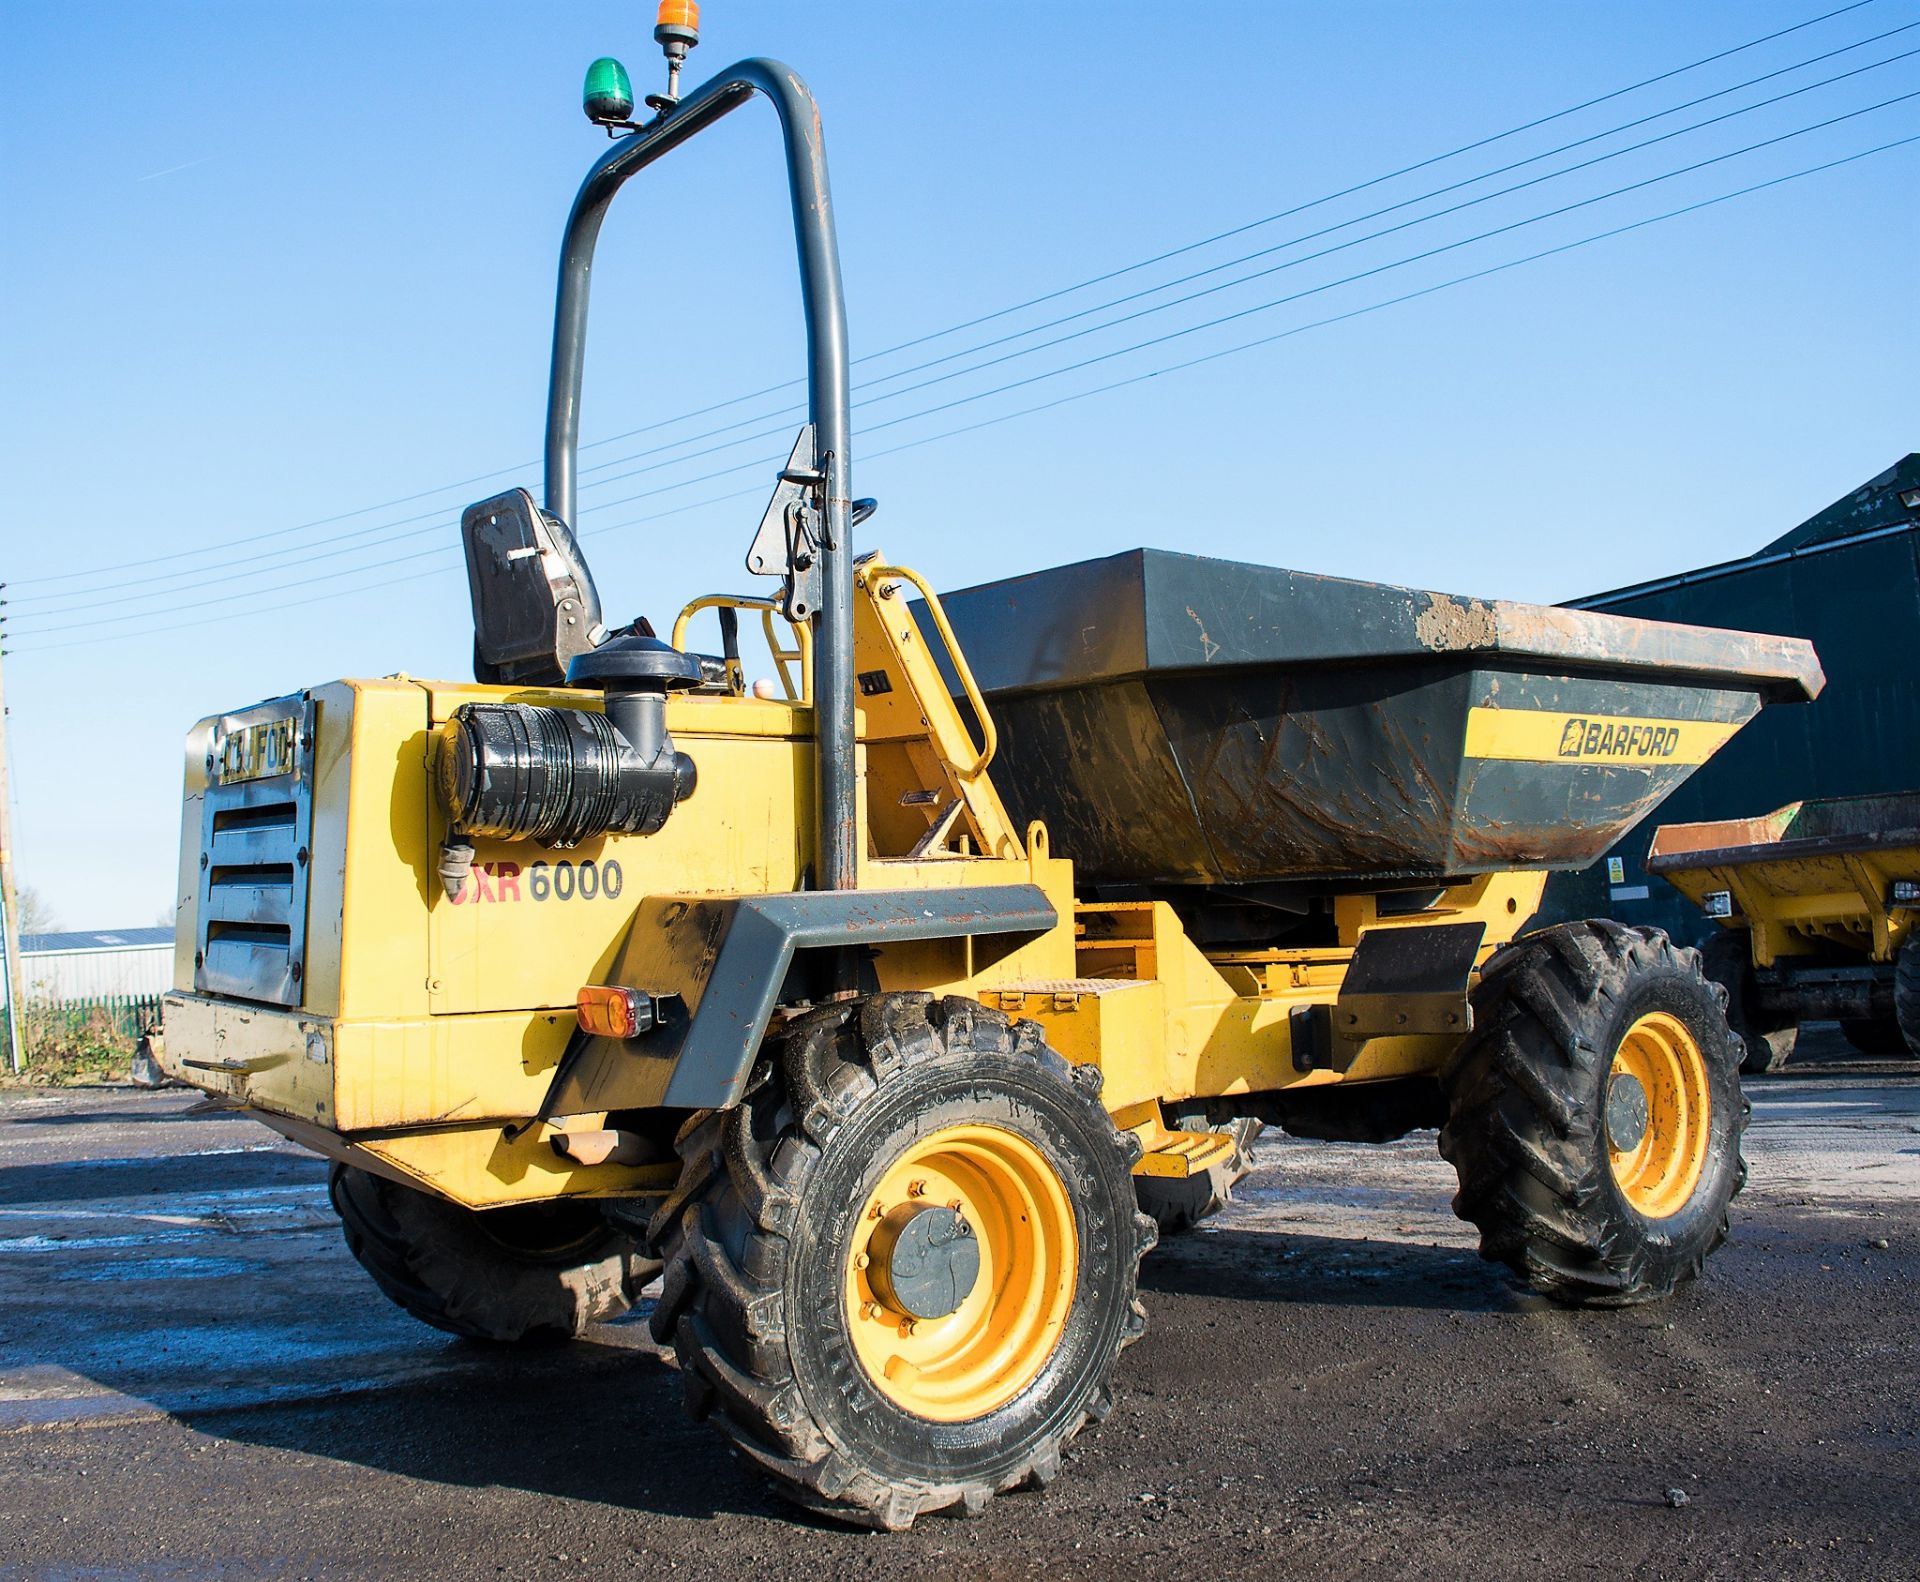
[671,595,812,703]
[865,563,997,778]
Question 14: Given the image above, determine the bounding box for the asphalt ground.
[1,1029,1913,1581]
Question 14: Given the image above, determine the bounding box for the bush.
[0,997,158,1086]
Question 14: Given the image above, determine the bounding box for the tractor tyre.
[1839,1017,1904,1056]
[1701,929,1796,1074]
[1895,936,1920,1057]
[648,993,1157,1530]
[329,1164,655,1342]
[1134,1111,1264,1236]
[1439,921,1748,1307]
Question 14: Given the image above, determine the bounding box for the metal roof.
[1576,453,1920,609]
[1546,455,1920,950]
[19,928,174,955]
[1760,452,1920,555]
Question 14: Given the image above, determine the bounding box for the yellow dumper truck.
[160,17,1824,1528]
[1650,792,1920,1070]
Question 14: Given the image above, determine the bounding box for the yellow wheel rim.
[844,1123,1078,1423]
[1606,1011,1711,1219]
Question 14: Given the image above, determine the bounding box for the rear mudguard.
[551,884,1055,1113]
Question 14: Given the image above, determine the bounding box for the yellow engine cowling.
[158,568,1084,1205]
[161,676,824,1202]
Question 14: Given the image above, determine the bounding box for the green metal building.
[1552,453,1920,943]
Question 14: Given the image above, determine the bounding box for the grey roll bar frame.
[543,58,857,893]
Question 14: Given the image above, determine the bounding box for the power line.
[493,88,1920,524]
[7,0,1884,592]
[21,23,1914,622]
[834,0,1887,363]
[4,483,771,655]
[856,132,1920,469]
[549,38,1920,497]
[11,125,1913,655]
[574,0,1889,415]
[848,63,1920,416]
[836,22,1920,397]
[11,86,1916,639]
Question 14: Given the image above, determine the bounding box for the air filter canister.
[439,700,695,845]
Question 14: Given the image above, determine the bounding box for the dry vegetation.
[0,1004,142,1087]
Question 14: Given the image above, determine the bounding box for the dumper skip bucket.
[929,549,1823,889]
[1648,792,1920,930]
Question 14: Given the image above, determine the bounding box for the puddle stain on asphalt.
[51,1255,253,1283]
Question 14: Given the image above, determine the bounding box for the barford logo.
[1556,718,1682,760]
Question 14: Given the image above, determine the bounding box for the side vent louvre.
[195,695,317,1007]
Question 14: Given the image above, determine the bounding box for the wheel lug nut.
[854,1252,870,1270]
[908,1179,927,1198]
[900,1319,917,1336]
[861,1301,882,1321]
[869,1200,885,1219]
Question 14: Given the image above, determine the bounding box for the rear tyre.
[329,1164,655,1342]
[1439,922,1747,1307]
[1134,1110,1264,1236]
[1701,929,1796,1074]
[1896,936,1920,1057]
[648,994,1156,1530]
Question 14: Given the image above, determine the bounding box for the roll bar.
[543,59,857,893]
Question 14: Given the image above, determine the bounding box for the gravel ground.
[0,1028,1913,1581]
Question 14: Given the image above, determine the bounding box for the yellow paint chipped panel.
[358,1123,675,1206]
[253,1109,676,1209]
[158,993,580,1132]
[156,994,334,1123]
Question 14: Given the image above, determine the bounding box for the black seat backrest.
[461,489,605,685]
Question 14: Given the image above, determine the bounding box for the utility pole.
[0,595,25,1074]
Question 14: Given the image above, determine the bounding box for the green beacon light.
[583,57,635,127]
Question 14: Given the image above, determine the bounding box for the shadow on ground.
[180,1229,1518,1523]
[179,1328,797,1524]
[0,1148,325,1207]
[1140,1223,1518,1313]
[0,1127,781,1523]
[14,1103,240,1128]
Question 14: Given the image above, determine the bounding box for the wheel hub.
[1604,1071,1650,1152]
[845,1123,1079,1421]
[868,1204,979,1321]
[1606,1010,1711,1218]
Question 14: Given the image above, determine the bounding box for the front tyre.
[1701,929,1796,1074]
[1840,1016,1904,1056]
[648,994,1156,1530]
[1439,922,1747,1307]
[1895,935,1920,1056]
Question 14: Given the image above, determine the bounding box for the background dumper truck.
[1650,792,1920,1071]
[159,15,1824,1529]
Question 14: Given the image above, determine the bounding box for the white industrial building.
[5,928,174,1007]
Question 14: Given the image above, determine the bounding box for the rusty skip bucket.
[1647,793,1920,960]
[931,549,1824,888]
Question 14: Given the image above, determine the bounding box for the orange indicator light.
[577,985,655,1039]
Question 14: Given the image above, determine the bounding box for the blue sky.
[2,1,1915,931]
